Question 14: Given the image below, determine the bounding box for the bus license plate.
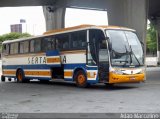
[130,77,135,80]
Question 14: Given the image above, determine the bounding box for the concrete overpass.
[0,0,160,63]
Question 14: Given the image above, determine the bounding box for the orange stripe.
[64,71,73,77]
[87,72,96,78]
[47,57,60,63]
[25,71,51,76]
[61,50,86,55]
[3,71,16,75]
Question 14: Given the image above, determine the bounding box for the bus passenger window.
[42,36,55,51]
[71,31,86,49]
[30,40,34,52]
[20,41,29,54]
[3,44,10,55]
[79,31,86,49]
[55,34,69,51]
[24,41,29,53]
[47,37,55,50]
[10,43,18,54]
[35,39,41,52]
[20,42,24,53]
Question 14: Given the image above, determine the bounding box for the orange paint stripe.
[25,71,51,76]
[64,71,73,77]
[61,50,86,55]
[47,58,60,63]
[87,72,96,78]
[3,71,16,75]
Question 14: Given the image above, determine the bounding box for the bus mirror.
[140,41,144,46]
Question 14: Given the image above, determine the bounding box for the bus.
[1,25,145,87]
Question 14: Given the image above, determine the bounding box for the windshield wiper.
[129,45,141,66]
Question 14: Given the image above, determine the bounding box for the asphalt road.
[0,67,160,113]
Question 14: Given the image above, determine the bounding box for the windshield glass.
[106,30,144,67]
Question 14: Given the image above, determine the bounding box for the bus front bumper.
[109,72,145,84]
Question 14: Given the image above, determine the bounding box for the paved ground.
[0,67,160,113]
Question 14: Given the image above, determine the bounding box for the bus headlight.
[139,68,145,74]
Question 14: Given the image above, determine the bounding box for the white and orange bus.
[1,25,145,87]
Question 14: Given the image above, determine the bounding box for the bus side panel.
[60,51,99,84]
[2,53,52,80]
[60,51,87,81]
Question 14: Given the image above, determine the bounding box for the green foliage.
[146,23,157,52]
[0,32,32,42]
[0,32,32,53]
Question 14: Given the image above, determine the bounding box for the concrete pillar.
[43,6,66,31]
[151,18,160,64]
[157,35,160,64]
[107,0,148,43]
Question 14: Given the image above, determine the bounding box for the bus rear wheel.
[75,70,88,88]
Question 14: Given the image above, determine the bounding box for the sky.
[0,7,108,36]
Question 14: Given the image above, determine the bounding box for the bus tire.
[1,75,5,82]
[16,69,25,83]
[75,70,88,88]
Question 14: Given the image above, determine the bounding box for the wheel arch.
[16,67,24,77]
[73,67,87,81]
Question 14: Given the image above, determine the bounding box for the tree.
[146,23,157,54]
[0,32,32,42]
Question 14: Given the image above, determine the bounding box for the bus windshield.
[106,30,144,67]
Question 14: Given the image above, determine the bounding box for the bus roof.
[43,24,136,35]
[2,24,135,44]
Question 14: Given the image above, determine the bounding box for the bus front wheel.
[75,70,88,88]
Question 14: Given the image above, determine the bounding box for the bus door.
[88,29,109,83]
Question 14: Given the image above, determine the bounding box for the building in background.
[10,24,22,33]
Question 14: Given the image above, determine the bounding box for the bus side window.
[48,36,55,50]
[70,30,86,50]
[20,42,24,53]
[42,36,55,52]
[79,31,87,49]
[30,40,35,53]
[10,43,19,54]
[55,34,69,51]
[35,39,41,52]
[3,44,10,55]
[71,32,78,48]
[24,41,29,53]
